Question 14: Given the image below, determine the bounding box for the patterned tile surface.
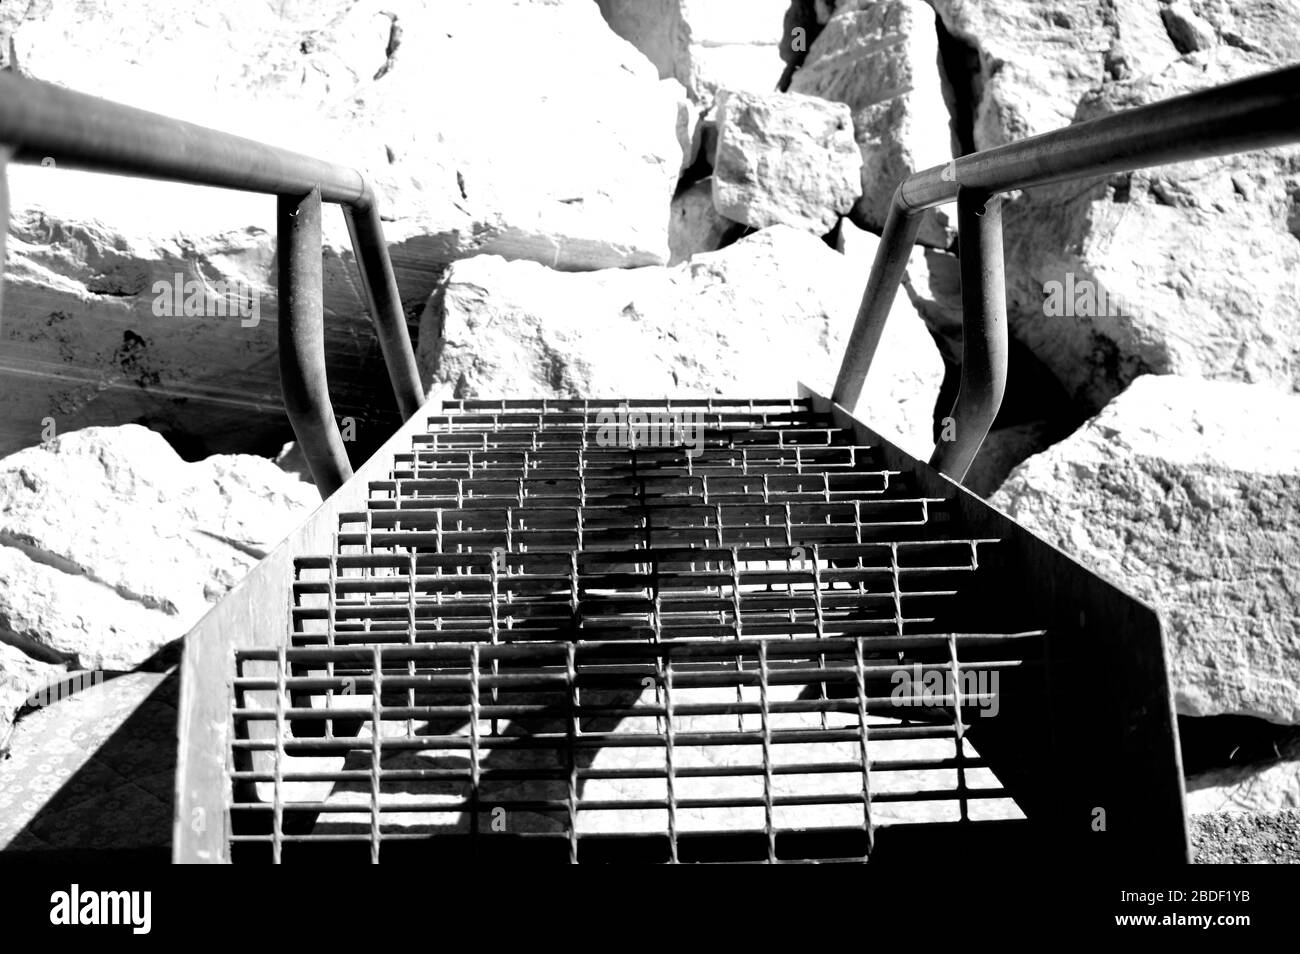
[0,670,177,851]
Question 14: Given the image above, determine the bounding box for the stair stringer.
[173,399,443,863]
[808,388,1190,862]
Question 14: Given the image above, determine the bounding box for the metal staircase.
[174,393,1187,863]
[227,397,1038,863]
[5,63,1298,865]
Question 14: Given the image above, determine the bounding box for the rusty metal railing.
[0,72,424,497]
[836,62,1300,482]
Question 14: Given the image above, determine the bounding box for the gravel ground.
[1192,811,1300,863]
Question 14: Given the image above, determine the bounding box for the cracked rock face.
[0,185,400,462]
[0,425,317,692]
[418,225,944,460]
[929,0,1182,150]
[925,2,1300,413]
[992,375,1300,725]
[712,89,862,234]
[595,0,790,102]
[1002,49,1300,413]
[1189,759,1300,815]
[0,641,65,748]
[5,0,687,270]
[668,178,742,265]
[785,0,951,246]
[790,0,954,246]
[0,0,690,459]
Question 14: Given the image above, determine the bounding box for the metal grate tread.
[229,399,1042,863]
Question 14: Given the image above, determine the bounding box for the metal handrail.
[0,72,425,496]
[5,66,1298,492]
[835,62,1300,481]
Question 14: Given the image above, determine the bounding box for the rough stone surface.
[669,179,741,266]
[992,375,1300,724]
[790,0,953,246]
[693,105,722,174]
[712,89,862,234]
[6,0,687,270]
[900,246,964,363]
[0,0,690,459]
[0,642,66,749]
[419,226,944,459]
[1191,809,1300,863]
[1188,760,1300,816]
[0,425,317,680]
[0,182,407,461]
[596,0,791,102]
[1002,50,1300,413]
[930,0,1182,150]
[963,421,1053,498]
[273,441,315,486]
[838,220,963,363]
[1161,2,1218,53]
[779,0,839,90]
[925,2,1300,413]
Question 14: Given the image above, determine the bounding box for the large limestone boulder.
[778,0,838,91]
[419,226,944,459]
[595,0,790,102]
[0,180,401,460]
[712,89,862,234]
[930,0,1181,150]
[789,0,953,246]
[669,179,742,265]
[925,2,1300,412]
[1002,50,1300,413]
[934,0,1300,149]
[962,421,1053,497]
[1189,759,1300,815]
[992,375,1300,725]
[0,425,317,679]
[0,643,66,749]
[899,244,964,362]
[1,0,689,459]
[6,0,687,270]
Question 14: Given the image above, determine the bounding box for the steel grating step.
[220,398,1052,863]
[178,395,1187,864]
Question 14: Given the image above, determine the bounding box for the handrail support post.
[929,187,1008,481]
[831,194,923,411]
[278,188,354,497]
[343,200,424,420]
